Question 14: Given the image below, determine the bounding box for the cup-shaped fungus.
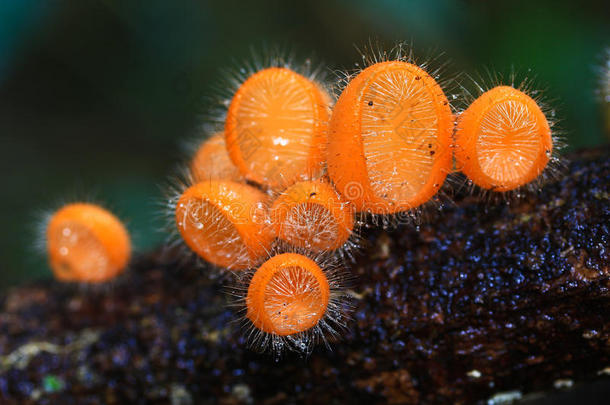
[270,180,354,252]
[328,60,453,214]
[454,85,553,192]
[175,180,274,270]
[190,132,243,183]
[225,67,331,190]
[46,203,131,283]
[246,253,330,336]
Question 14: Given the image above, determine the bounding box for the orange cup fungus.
[174,180,274,270]
[246,253,330,336]
[327,60,454,214]
[454,85,553,192]
[190,132,243,183]
[225,67,331,190]
[270,180,354,252]
[46,203,131,283]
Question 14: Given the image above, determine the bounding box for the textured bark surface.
[0,148,608,404]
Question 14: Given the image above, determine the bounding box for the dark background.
[0,0,608,289]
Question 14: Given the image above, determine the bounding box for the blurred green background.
[0,0,608,289]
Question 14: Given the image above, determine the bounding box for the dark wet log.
[0,147,608,404]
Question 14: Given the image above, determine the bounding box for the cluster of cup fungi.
[43,44,560,355]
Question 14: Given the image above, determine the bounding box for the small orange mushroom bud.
[327,60,453,214]
[190,132,242,183]
[175,180,274,270]
[225,67,331,190]
[246,253,330,336]
[270,180,354,252]
[46,203,131,283]
[454,85,553,192]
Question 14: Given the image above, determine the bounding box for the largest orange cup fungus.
[225,67,331,190]
[454,85,553,192]
[46,203,131,283]
[246,253,330,336]
[175,180,275,270]
[328,60,454,214]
